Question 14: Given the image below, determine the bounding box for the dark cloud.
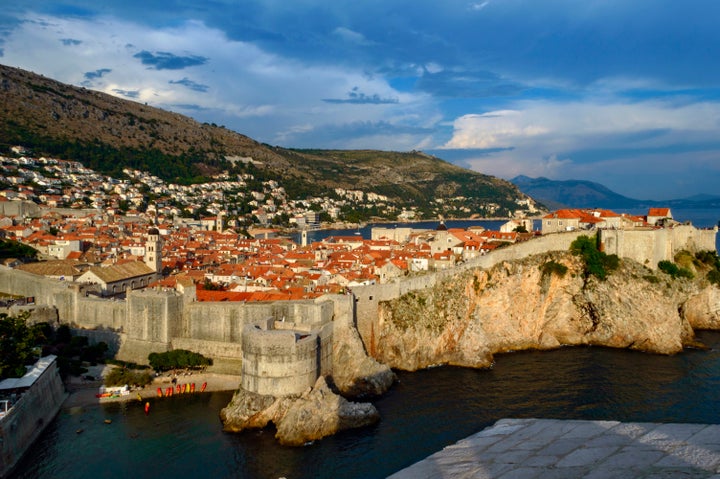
[60,38,81,46]
[112,89,140,98]
[169,77,209,92]
[170,104,209,112]
[288,120,434,148]
[83,68,112,80]
[133,50,208,70]
[323,87,398,104]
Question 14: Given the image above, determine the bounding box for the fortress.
[0,223,716,397]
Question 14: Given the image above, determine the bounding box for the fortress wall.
[181,299,335,344]
[317,321,334,377]
[671,225,718,255]
[117,338,171,365]
[72,296,126,330]
[183,303,247,343]
[171,337,244,374]
[0,200,40,218]
[241,324,321,396]
[126,290,182,343]
[600,226,718,269]
[0,357,66,478]
[0,265,70,306]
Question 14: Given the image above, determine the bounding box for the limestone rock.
[332,315,396,398]
[219,387,289,432]
[373,252,717,371]
[220,376,379,446]
[275,376,380,446]
[684,287,720,329]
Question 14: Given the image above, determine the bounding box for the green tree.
[148,349,212,372]
[0,312,46,379]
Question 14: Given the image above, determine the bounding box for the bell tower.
[145,227,163,273]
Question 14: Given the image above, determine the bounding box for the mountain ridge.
[511,175,720,210]
[0,63,537,219]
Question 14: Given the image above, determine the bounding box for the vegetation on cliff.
[570,234,619,281]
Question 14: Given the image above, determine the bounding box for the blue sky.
[2,1,720,201]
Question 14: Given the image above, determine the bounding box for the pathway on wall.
[388,418,720,478]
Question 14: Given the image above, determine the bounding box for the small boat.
[190,383,195,393]
[200,382,207,392]
[144,402,150,415]
[156,387,163,397]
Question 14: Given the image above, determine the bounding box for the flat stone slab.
[388,419,720,479]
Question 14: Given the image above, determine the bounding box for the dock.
[388,418,720,478]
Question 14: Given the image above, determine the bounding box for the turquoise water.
[11,331,720,479]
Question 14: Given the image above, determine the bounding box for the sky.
[1,1,720,201]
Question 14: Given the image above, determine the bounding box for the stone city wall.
[0,358,66,479]
[600,225,717,268]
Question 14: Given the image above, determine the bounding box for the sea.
[9,207,720,479]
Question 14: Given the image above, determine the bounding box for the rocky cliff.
[220,376,380,446]
[373,251,718,371]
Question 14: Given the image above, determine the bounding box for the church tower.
[144,227,163,273]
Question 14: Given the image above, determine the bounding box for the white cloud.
[1,12,433,147]
[439,98,720,198]
[444,100,720,151]
[333,27,373,45]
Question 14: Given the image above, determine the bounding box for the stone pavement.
[388,418,720,478]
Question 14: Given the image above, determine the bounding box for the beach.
[62,365,242,409]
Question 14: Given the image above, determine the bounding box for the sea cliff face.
[373,252,716,371]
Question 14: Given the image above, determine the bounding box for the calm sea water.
[10,208,720,479]
[11,331,720,479]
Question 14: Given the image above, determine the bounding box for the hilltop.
[0,64,537,219]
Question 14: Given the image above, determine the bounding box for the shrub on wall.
[570,234,619,281]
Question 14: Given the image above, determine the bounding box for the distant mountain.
[0,63,536,218]
[511,176,720,210]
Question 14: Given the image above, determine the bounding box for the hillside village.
[0,151,696,302]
